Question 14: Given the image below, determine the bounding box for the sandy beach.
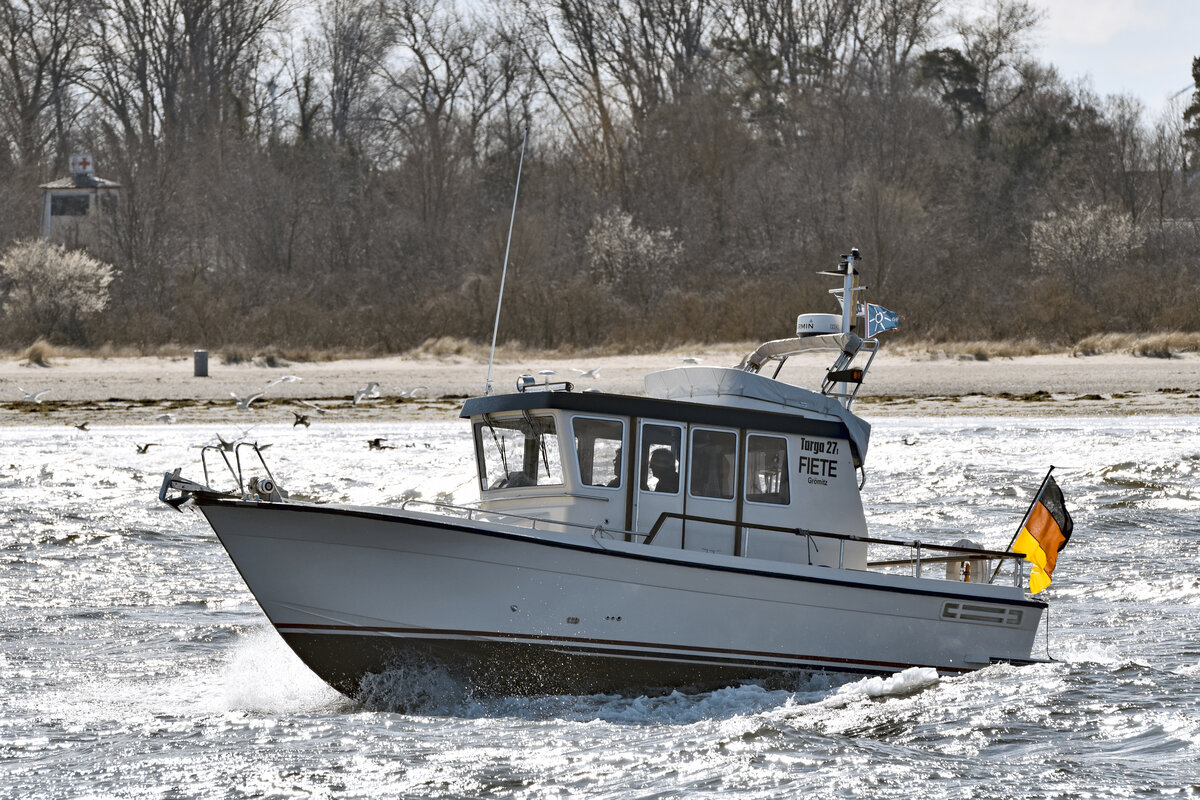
[2,345,1199,426]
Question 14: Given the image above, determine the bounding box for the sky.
[1030,0,1199,117]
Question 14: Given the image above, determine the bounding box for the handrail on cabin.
[643,511,1022,559]
[399,501,1025,585]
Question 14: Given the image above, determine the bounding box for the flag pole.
[989,465,1055,584]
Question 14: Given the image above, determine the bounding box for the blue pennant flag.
[866,303,900,337]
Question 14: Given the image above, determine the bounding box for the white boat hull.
[199,498,1047,696]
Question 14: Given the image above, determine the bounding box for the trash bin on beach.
[194,350,208,378]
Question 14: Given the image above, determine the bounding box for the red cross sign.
[69,154,94,175]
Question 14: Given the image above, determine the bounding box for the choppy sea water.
[2,416,1199,799]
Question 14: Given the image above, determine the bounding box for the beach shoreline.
[2,347,1199,426]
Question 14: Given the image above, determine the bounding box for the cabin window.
[745,435,790,505]
[640,424,681,494]
[474,415,563,489]
[573,416,624,488]
[51,194,89,216]
[689,429,736,499]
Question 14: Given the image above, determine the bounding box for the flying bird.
[18,387,49,403]
[367,437,394,450]
[292,411,311,428]
[680,357,702,365]
[353,382,380,405]
[298,400,333,419]
[230,391,264,410]
[571,368,601,379]
[135,443,157,454]
[154,413,176,424]
[265,375,302,389]
[396,386,428,398]
[73,421,90,432]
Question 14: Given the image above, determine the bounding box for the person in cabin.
[607,448,622,487]
[649,448,679,493]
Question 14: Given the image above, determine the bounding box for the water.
[3,417,1199,798]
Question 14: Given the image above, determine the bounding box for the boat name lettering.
[798,455,838,485]
[799,437,839,456]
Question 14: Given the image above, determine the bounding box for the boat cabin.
[461,366,870,570]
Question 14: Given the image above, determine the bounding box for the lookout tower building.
[39,154,120,247]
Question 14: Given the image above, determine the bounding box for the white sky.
[1031,0,1199,116]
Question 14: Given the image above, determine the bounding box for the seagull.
[353,382,380,405]
[571,368,601,379]
[154,413,176,424]
[292,411,311,428]
[73,421,90,432]
[396,386,428,398]
[230,391,264,410]
[297,399,332,415]
[680,357,702,365]
[367,437,394,450]
[135,443,157,454]
[265,375,302,389]
[18,387,49,403]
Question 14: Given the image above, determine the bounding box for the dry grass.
[404,337,661,361]
[890,338,1057,360]
[410,337,479,358]
[1073,332,1200,358]
[218,346,294,367]
[4,342,206,360]
[7,332,1200,364]
[215,345,383,364]
[23,338,54,366]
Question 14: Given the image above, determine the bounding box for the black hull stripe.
[201,498,1046,611]
[273,622,976,674]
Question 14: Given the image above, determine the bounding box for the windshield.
[474,415,563,490]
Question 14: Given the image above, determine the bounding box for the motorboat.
[160,250,1049,696]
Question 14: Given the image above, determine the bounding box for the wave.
[348,665,941,724]
[211,627,345,715]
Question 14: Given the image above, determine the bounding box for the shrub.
[0,240,117,345]
[1030,204,1142,286]
[585,210,681,312]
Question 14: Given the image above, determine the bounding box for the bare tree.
[603,0,716,121]
[87,0,288,150]
[0,0,88,170]
[507,0,625,184]
[853,0,942,98]
[380,0,510,224]
[317,0,392,149]
[951,0,1041,139]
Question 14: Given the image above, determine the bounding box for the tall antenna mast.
[484,127,528,396]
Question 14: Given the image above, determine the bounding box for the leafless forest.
[2,0,1199,352]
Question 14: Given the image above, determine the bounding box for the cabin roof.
[460,389,862,464]
[40,175,121,190]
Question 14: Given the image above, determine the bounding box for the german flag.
[1012,475,1073,593]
